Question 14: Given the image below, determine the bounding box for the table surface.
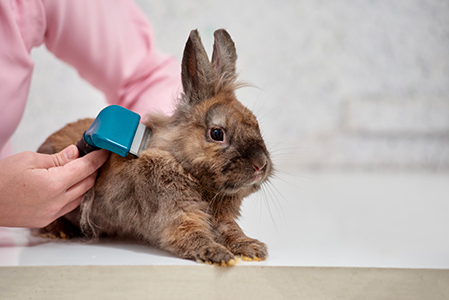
[1,171,448,269]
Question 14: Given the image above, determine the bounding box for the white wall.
[12,0,449,170]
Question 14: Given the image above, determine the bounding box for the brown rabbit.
[37,29,272,265]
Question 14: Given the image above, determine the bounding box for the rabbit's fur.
[37,29,272,265]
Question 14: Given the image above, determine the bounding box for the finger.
[55,195,84,220]
[55,149,109,189]
[34,145,79,169]
[65,171,98,202]
[53,170,97,222]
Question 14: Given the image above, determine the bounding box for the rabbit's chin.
[218,181,263,197]
[218,170,270,196]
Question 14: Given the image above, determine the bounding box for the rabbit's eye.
[210,128,224,142]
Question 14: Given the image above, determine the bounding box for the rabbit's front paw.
[195,244,237,266]
[229,239,268,262]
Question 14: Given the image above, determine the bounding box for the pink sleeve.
[42,0,182,117]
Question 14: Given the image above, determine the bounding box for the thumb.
[49,145,79,167]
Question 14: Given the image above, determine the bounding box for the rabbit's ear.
[181,29,215,104]
[212,29,237,81]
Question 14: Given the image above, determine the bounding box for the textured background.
[11,0,449,171]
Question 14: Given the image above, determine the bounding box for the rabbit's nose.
[252,154,267,173]
[253,163,265,173]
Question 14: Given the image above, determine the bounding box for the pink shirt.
[0,0,182,159]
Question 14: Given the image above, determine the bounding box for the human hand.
[0,145,109,228]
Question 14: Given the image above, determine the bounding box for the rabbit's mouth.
[251,170,265,185]
[213,163,271,195]
[233,171,269,192]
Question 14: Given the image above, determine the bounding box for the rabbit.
[36,29,272,266]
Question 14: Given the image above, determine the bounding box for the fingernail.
[63,145,78,161]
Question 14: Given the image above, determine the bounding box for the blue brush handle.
[76,105,141,157]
